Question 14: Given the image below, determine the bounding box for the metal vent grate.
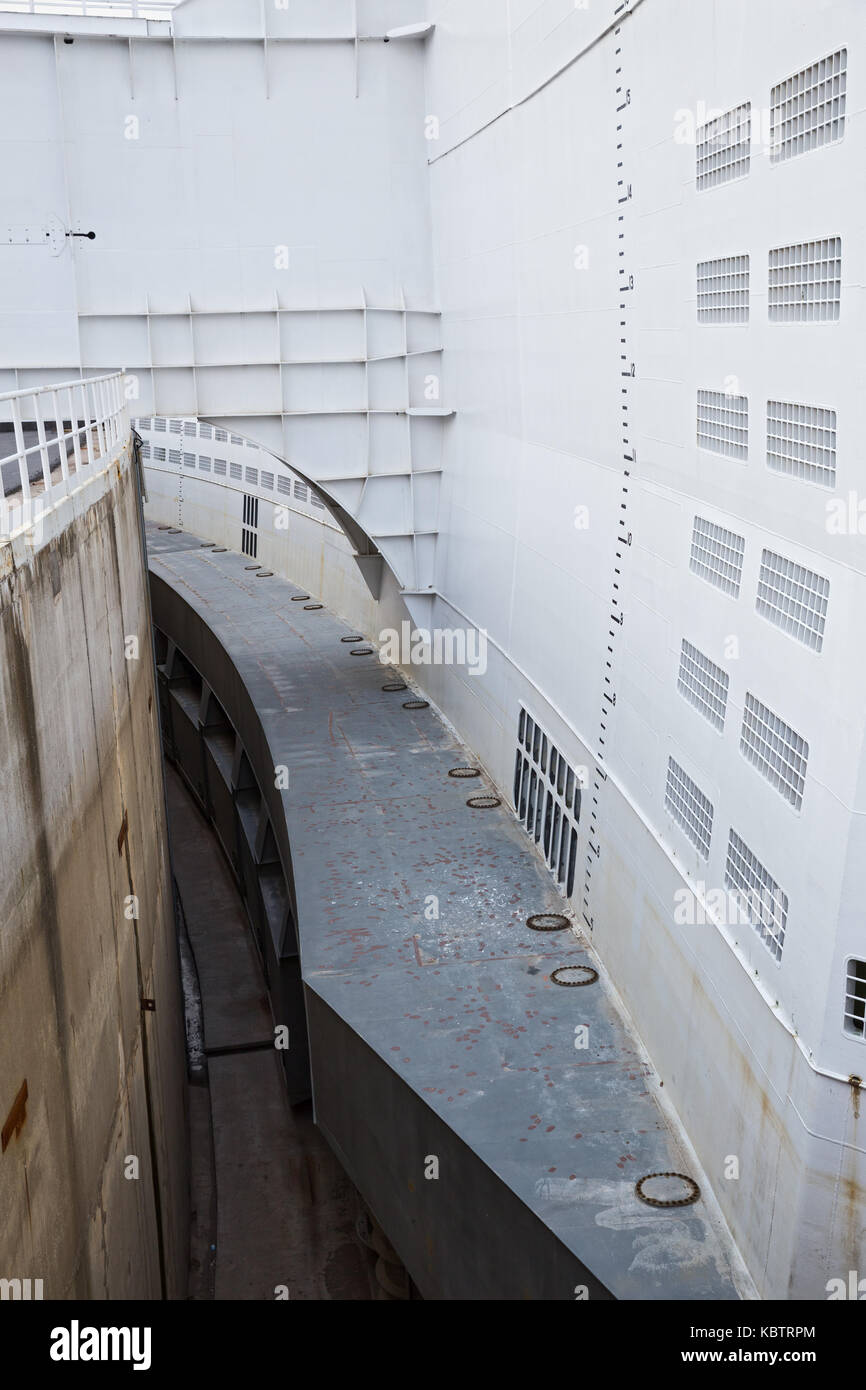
[768,238,841,322]
[140,440,150,458]
[689,516,745,597]
[169,419,182,434]
[198,455,211,472]
[740,692,808,809]
[696,102,751,190]
[664,757,713,859]
[697,389,749,459]
[770,49,846,163]
[311,494,325,509]
[230,462,242,481]
[277,476,291,496]
[231,433,245,445]
[169,449,181,465]
[152,445,166,461]
[245,467,258,486]
[677,639,729,731]
[183,452,195,469]
[214,427,228,442]
[261,471,274,490]
[183,421,196,437]
[154,417,167,432]
[766,400,836,487]
[214,458,226,476]
[294,480,309,501]
[513,707,582,898]
[697,255,749,323]
[199,423,213,440]
[844,959,866,1039]
[725,829,788,961]
[756,550,829,652]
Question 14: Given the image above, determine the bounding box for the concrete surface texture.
[0,454,189,1298]
[164,762,377,1300]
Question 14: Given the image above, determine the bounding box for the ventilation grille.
[214,458,227,476]
[277,476,291,497]
[844,959,866,1039]
[768,238,841,322]
[261,471,274,490]
[771,48,846,163]
[246,467,259,486]
[665,757,713,859]
[170,419,182,434]
[199,423,213,440]
[697,255,749,323]
[198,455,211,472]
[513,708,582,898]
[740,693,808,809]
[766,400,836,487]
[756,550,829,652]
[140,440,150,458]
[169,449,181,465]
[214,427,228,442]
[697,389,749,459]
[725,829,788,962]
[294,480,308,501]
[231,433,245,446]
[311,494,325,510]
[154,417,166,432]
[152,445,166,461]
[677,639,729,731]
[696,102,751,190]
[184,421,196,437]
[689,516,745,597]
[183,452,195,469]
[230,462,242,481]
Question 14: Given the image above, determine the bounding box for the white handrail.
[0,2,177,19]
[1,372,129,543]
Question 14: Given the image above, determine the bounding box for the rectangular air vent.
[740,692,808,809]
[169,449,181,466]
[200,423,213,439]
[215,428,228,442]
[140,441,150,458]
[198,455,212,472]
[152,446,166,461]
[697,389,749,459]
[231,434,245,446]
[184,421,196,437]
[261,471,274,490]
[766,400,836,487]
[513,708,582,898]
[294,481,308,501]
[170,419,182,434]
[725,829,788,961]
[844,959,866,1039]
[154,417,166,432]
[697,255,749,323]
[768,238,841,322]
[771,49,846,163]
[311,495,325,509]
[677,639,729,731]
[277,476,291,496]
[696,102,751,190]
[230,462,242,481]
[664,757,713,859]
[689,516,745,597]
[756,550,829,651]
[214,458,227,476]
[183,452,195,469]
[246,467,259,486]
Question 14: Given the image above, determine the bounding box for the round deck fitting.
[448,767,481,779]
[167,528,182,534]
[341,636,364,643]
[551,965,597,986]
[245,564,261,570]
[291,595,310,602]
[351,646,374,655]
[200,542,216,548]
[304,603,323,610]
[382,681,407,692]
[635,1172,701,1208]
[467,795,500,809]
[157,524,172,530]
[526,913,570,932]
[256,570,274,577]
[212,547,227,553]
[403,699,429,710]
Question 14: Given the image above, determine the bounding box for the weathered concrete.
[0,453,189,1299]
[148,524,754,1301]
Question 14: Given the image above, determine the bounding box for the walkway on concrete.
[165,764,376,1301]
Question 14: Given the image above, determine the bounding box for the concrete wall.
[0,450,189,1299]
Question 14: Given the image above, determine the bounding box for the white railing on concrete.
[1,372,128,542]
[0,1,176,19]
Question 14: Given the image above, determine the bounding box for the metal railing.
[0,1,177,19]
[1,372,129,542]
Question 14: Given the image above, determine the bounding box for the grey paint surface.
[148,524,746,1300]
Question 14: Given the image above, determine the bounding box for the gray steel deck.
[147,523,748,1301]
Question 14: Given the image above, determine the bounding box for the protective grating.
[770,49,846,163]
[696,102,751,190]
[199,455,211,472]
[844,959,866,1038]
[200,423,212,439]
[170,419,182,434]
[169,449,180,466]
[246,467,259,486]
[756,549,829,651]
[277,476,291,496]
[725,829,788,962]
[294,480,309,501]
[677,639,729,731]
[664,757,713,859]
[768,238,841,322]
[184,421,196,436]
[154,417,166,432]
[697,255,749,322]
[697,389,749,459]
[182,452,195,469]
[230,462,242,481]
[214,458,227,476]
[689,516,746,597]
[513,707,582,898]
[140,441,150,458]
[261,471,274,490]
[152,446,166,461]
[766,400,836,487]
[740,692,808,809]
